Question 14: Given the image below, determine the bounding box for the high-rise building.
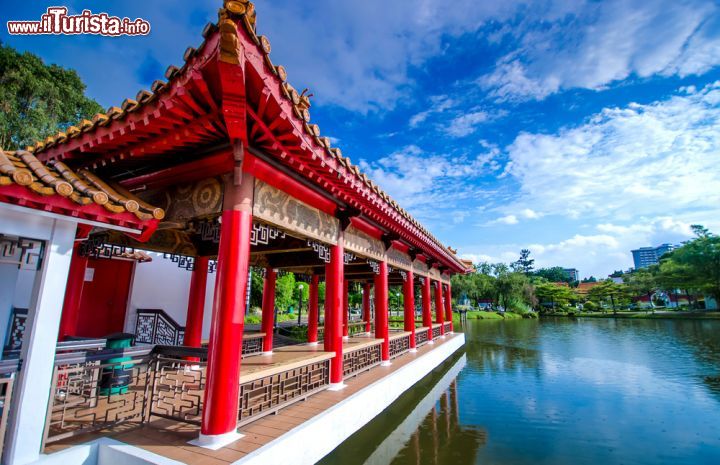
[631,244,675,269]
[563,268,579,281]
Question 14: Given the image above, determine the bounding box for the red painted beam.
[120,149,234,191]
[246,153,337,215]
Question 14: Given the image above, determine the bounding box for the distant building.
[563,268,579,281]
[631,244,675,269]
[576,281,601,297]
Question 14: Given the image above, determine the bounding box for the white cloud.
[444,110,490,137]
[461,215,718,277]
[480,0,720,101]
[358,144,499,221]
[409,95,455,128]
[252,0,525,112]
[502,81,720,221]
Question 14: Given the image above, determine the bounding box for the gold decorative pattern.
[344,226,385,261]
[413,259,429,277]
[386,247,412,271]
[146,177,223,222]
[252,179,339,245]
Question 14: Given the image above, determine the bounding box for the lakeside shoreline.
[542,311,720,320]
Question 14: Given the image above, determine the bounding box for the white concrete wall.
[0,205,78,465]
[124,253,216,340]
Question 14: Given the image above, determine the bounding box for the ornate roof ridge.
[22,0,466,270]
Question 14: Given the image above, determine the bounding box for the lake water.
[320,318,720,465]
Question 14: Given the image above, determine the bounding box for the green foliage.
[656,226,720,302]
[0,43,103,150]
[534,282,577,311]
[275,273,296,311]
[513,249,535,275]
[586,280,632,313]
[532,266,573,283]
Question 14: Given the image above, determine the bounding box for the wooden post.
[444,283,453,332]
[307,274,319,343]
[403,268,416,349]
[435,280,445,335]
[261,267,276,353]
[374,260,390,362]
[342,278,349,338]
[422,277,432,342]
[362,282,371,333]
[184,256,210,348]
[325,232,344,386]
[198,172,253,445]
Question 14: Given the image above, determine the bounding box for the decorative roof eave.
[0,150,164,240]
[32,28,222,165]
[22,0,469,273]
[221,2,468,272]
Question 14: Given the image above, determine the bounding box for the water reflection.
[320,352,486,465]
[327,318,720,465]
[390,379,486,465]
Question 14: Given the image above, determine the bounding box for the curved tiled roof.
[24,0,468,271]
[0,149,164,221]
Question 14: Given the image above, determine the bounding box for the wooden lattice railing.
[389,333,411,359]
[42,344,329,447]
[0,359,19,457]
[415,329,429,347]
[432,325,442,340]
[443,322,452,333]
[343,343,382,378]
[136,309,264,356]
[237,359,330,427]
[135,309,185,346]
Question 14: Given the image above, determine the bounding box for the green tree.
[532,266,572,283]
[656,225,720,304]
[513,249,535,275]
[587,280,630,314]
[0,43,103,150]
[275,273,296,312]
[534,281,577,311]
[625,268,657,312]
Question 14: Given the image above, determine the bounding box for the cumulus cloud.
[462,215,716,277]
[502,81,720,221]
[358,144,499,221]
[480,0,720,101]
[444,111,490,137]
[252,0,524,112]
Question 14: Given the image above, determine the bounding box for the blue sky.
[3,0,720,278]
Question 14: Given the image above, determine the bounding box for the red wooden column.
[444,283,453,332]
[57,226,92,340]
[307,274,320,343]
[199,172,253,444]
[435,280,445,335]
[403,269,416,349]
[261,267,276,353]
[362,282,372,333]
[325,232,345,386]
[422,277,432,341]
[183,256,210,348]
[57,244,88,341]
[374,261,390,362]
[342,278,350,338]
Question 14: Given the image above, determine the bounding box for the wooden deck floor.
[45,333,461,465]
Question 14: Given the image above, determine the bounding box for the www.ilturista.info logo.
[7,7,151,36]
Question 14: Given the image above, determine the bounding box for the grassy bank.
[544,311,720,320]
[452,310,534,325]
